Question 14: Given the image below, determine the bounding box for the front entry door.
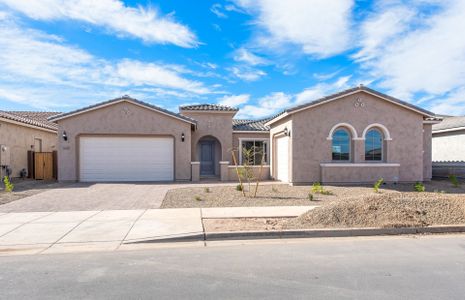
[200,142,215,176]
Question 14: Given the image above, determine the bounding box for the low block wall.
[227,166,271,181]
[320,163,400,183]
[432,162,465,179]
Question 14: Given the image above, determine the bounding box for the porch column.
[353,138,365,163]
[219,161,229,181]
[191,161,200,182]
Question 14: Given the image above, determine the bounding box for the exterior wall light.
[283,127,290,137]
[62,131,68,141]
[181,132,185,142]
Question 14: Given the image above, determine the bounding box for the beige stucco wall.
[320,164,400,183]
[432,129,465,162]
[180,111,235,177]
[227,166,271,181]
[56,101,192,182]
[0,120,57,178]
[273,91,426,184]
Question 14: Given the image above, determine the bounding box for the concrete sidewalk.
[0,206,315,255]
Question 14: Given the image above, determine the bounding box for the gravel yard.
[0,179,70,206]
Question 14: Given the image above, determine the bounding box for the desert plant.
[231,145,265,198]
[449,174,460,188]
[373,178,384,193]
[307,193,314,201]
[320,190,334,195]
[414,182,425,192]
[311,182,323,193]
[194,195,202,201]
[3,176,14,192]
[236,184,243,191]
[204,187,211,193]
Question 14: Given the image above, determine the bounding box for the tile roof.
[432,116,465,132]
[48,96,197,125]
[0,111,60,131]
[232,117,274,132]
[179,104,238,112]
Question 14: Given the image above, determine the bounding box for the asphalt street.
[1,234,465,299]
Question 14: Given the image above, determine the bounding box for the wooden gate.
[34,152,54,180]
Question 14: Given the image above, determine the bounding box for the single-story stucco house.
[48,85,440,184]
[431,116,465,178]
[0,111,59,178]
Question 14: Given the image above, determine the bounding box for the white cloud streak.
[218,94,250,107]
[0,0,198,47]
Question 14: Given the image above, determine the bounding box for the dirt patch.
[0,179,70,206]
[203,218,289,232]
[286,192,465,229]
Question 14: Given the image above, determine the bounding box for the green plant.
[307,193,314,201]
[414,182,425,192]
[311,182,323,193]
[373,178,384,193]
[204,187,211,193]
[3,176,14,192]
[449,174,460,188]
[311,182,332,195]
[236,184,243,191]
[194,195,202,201]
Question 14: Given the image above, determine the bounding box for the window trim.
[238,138,270,165]
[331,128,351,162]
[364,128,384,162]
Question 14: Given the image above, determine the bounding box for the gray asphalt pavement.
[1,234,465,299]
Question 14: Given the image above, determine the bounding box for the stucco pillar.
[353,139,365,163]
[385,140,393,163]
[220,161,229,181]
[191,162,200,182]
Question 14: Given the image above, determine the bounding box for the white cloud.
[229,66,266,81]
[210,3,227,18]
[218,94,250,107]
[233,48,269,66]
[355,0,465,111]
[233,0,354,57]
[0,0,198,47]
[295,76,351,104]
[0,16,211,109]
[428,87,465,116]
[238,92,292,118]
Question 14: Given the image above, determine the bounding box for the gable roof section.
[266,85,438,126]
[0,110,60,132]
[179,104,238,112]
[432,116,465,133]
[48,96,197,125]
[233,118,270,132]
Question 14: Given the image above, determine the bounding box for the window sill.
[321,163,400,167]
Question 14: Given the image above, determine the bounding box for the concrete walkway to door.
[0,182,264,213]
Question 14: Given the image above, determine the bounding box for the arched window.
[365,129,383,161]
[332,129,351,161]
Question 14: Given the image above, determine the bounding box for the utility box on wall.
[0,145,10,166]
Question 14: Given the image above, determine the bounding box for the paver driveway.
[0,183,174,212]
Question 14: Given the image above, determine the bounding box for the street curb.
[126,225,465,243]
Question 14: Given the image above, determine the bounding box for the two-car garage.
[79,136,174,182]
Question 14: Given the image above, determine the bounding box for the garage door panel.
[79,136,174,182]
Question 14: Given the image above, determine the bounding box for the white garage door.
[276,136,289,182]
[79,136,174,182]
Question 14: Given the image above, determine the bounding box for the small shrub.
[236,184,243,191]
[449,174,460,188]
[414,182,425,192]
[373,178,384,193]
[194,195,202,201]
[320,190,333,195]
[311,182,323,193]
[204,187,211,193]
[3,176,14,192]
[307,193,314,201]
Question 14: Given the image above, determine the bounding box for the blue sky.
[0,0,464,119]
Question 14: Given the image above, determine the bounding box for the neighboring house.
[0,111,59,178]
[431,116,465,178]
[49,86,440,184]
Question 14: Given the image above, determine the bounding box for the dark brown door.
[34,152,54,180]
